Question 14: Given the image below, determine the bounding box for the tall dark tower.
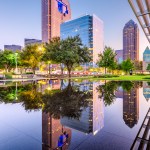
[42,0,71,43]
[123,83,139,128]
[123,20,139,61]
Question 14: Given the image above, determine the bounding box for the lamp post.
[15,53,18,74]
[48,61,51,75]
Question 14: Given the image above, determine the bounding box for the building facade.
[42,0,71,43]
[115,50,123,64]
[24,38,42,46]
[123,84,139,128]
[143,46,150,71]
[123,20,139,61]
[61,14,104,66]
[4,45,22,52]
[143,82,150,102]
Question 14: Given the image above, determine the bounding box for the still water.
[0,80,149,150]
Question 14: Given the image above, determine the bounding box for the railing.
[131,108,150,150]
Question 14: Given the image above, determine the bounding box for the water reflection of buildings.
[123,84,139,128]
[42,80,71,150]
[143,82,150,102]
[42,113,71,150]
[61,82,104,135]
[115,86,123,99]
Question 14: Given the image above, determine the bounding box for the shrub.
[94,74,119,78]
[25,72,33,74]
[4,73,13,79]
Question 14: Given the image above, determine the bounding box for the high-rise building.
[143,46,150,71]
[42,0,71,43]
[123,20,139,61]
[4,45,22,52]
[61,14,104,66]
[24,38,42,46]
[115,50,123,64]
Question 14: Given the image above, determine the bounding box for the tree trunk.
[61,67,64,76]
[68,69,71,78]
[60,64,64,76]
[33,68,36,75]
[67,65,72,78]
[105,67,106,74]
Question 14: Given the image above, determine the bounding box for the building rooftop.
[62,14,103,24]
[143,46,150,54]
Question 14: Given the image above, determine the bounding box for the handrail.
[131,107,150,149]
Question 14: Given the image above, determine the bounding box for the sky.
[0,0,149,60]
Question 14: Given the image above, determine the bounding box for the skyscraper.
[123,20,139,61]
[61,14,104,66]
[42,0,71,43]
[143,46,150,71]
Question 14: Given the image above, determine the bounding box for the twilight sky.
[0,0,149,60]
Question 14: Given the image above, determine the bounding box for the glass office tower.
[143,46,150,71]
[61,14,104,66]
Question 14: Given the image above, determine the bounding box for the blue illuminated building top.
[56,0,68,15]
[143,46,150,62]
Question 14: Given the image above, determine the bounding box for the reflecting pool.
[0,80,149,150]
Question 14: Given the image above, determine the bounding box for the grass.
[72,74,150,81]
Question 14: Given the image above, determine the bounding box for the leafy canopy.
[21,44,44,73]
[44,36,91,77]
[121,58,134,74]
[97,46,117,73]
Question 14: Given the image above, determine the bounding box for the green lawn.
[72,75,150,81]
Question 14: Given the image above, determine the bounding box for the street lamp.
[48,61,51,75]
[15,53,18,74]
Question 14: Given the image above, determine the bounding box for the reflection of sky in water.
[0,80,149,150]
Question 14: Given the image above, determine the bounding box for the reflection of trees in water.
[119,81,142,92]
[42,81,91,119]
[18,83,43,111]
[0,83,26,103]
[0,80,91,119]
[97,81,118,106]
[97,81,142,106]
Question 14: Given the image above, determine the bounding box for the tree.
[21,44,43,74]
[0,50,16,72]
[121,58,134,74]
[42,38,60,75]
[147,64,150,73]
[97,46,117,74]
[134,60,143,71]
[44,36,91,77]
